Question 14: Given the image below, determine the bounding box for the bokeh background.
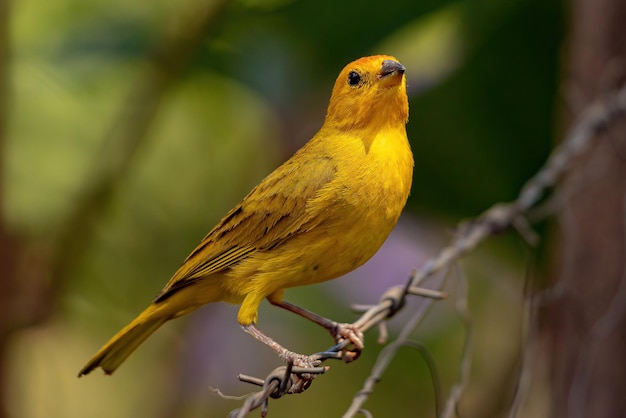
[6,0,619,416]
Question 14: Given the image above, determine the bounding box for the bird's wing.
[154,150,337,301]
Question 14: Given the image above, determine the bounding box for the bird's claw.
[280,351,320,369]
[331,323,364,362]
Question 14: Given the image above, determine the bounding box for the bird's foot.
[279,350,321,370]
[331,322,364,362]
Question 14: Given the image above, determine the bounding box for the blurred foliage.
[5,0,563,416]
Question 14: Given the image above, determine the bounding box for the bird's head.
[324,55,409,131]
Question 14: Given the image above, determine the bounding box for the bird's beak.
[377,60,406,79]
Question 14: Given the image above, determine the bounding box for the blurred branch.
[50,0,231,301]
[0,1,228,415]
[549,2,626,417]
[566,193,626,418]
[225,84,626,417]
[0,1,17,418]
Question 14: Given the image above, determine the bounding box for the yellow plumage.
[79,55,413,376]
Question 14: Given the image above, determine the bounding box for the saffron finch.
[79,55,413,376]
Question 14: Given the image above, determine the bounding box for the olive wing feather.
[155,154,336,301]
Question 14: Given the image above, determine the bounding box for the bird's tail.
[78,306,169,377]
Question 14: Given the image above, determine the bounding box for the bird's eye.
[347,71,362,87]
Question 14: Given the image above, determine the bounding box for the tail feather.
[79,311,168,376]
[79,278,225,376]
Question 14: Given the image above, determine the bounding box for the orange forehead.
[342,55,400,71]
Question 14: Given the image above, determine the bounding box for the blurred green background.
[3,0,563,416]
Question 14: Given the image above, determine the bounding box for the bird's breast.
[308,127,413,275]
[339,127,413,220]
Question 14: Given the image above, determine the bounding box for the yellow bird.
[79,55,413,376]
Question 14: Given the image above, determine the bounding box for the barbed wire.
[222,84,626,417]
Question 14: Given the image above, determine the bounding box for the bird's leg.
[241,323,318,369]
[269,299,363,362]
